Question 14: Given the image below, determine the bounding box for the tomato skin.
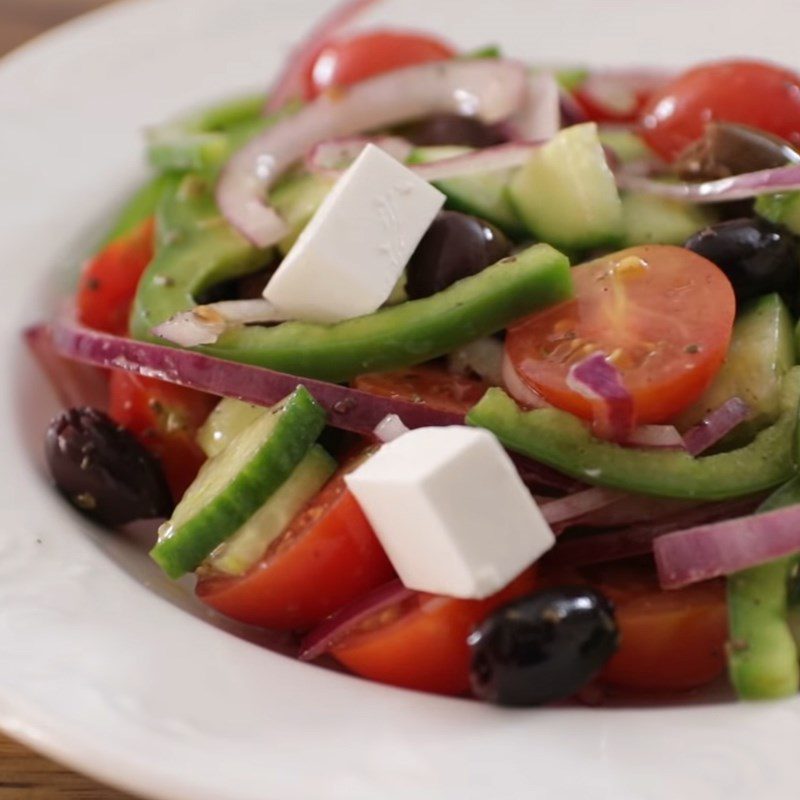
[330,569,538,696]
[196,466,395,631]
[640,60,800,162]
[505,245,735,427]
[307,30,456,97]
[543,560,728,692]
[76,218,155,335]
[108,371,215,500]
[353,365,488,416]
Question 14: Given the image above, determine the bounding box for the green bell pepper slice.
[467,367,800,500]
[130,175,574,383]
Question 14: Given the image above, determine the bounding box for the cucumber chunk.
[507,122,623,250]
[205,445,336,576]
[756,191,800,235]
[621,193,716,246]
[408,146,526,236]
[197,398,267,459]
[675,293,796,441]
[597,128,651,164]
[151,386,326,578]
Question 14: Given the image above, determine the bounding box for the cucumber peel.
[151,386,326,578]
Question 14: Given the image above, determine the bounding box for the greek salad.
[27,0,800,706]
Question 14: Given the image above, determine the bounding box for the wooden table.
[1,6,140,797]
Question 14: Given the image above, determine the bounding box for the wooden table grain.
[0,6,142,798]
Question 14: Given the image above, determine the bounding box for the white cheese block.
[263,143,445,323]
[345,426,554,599]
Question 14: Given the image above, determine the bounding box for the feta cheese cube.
[264,144,445,323]
[345,426,554,599]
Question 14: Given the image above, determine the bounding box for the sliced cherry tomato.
[505,245,735,427]
[196,455,395,631]
[540,559,727,692]
[108,371,215,500]
[330,569,538,696]
[76,218,155,335]
[640,60,800,162]
[307,30,456,97]
[353,365,489,416]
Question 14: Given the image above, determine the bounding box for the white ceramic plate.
[2,1,800,797]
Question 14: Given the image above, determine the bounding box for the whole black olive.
[468,586,618,706]
[684,218,800,305]
[400,114,507,148]
[45,407,173,526]
[405,211,512,299]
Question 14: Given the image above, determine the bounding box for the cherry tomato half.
[307,30,456,97]
[108,371,215,500]
[196,457,395,631]
[505,245,735,427]
[76,218,155,336]
[353,365,489,416]
[330,569,538,696]
[640,60,800,162]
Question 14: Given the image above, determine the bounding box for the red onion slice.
[299,579,414,661]
[543,495,761,570]
[24,324,109,410]
[218,59,527,247]
[501,352,550,409]
[507,71,561,141]
[655,503,800,589]
[616,163,800,203]
[373,413,409,443]
[625,424,685,450]
[410,141,542,181]
[682,396,750,456]
[263,0,382,114]
[566,352,635,441]
[578,67,672,118]
[541,486,625,526]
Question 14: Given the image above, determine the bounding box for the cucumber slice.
[197,398,266,458]
[151,386,326,578]
[408,146,526,236]
[597,128,651,164]
[507,122,624,250]
[675,293,796,442]
[755,192,800,235]
[205,445,336,576]
[621,193,716,246]
[272,173,335,255]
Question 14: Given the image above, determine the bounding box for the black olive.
[399,114,507,148]
[405,211,512,299]
[45,407,173,526]
[468,586,618,706]
[684,218,800,305]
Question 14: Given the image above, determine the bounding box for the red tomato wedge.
[108,371,215,500]
[542,559,728,692]
[640,60,800,162]
[307,30,456,97]
[76,218,155,335]
[505,245,735,427]
[196,460,395,631]
[353,365,489,416]
[329,569,538,696]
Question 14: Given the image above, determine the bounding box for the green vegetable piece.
[755,191,800,235]
[197,398,268,459]
[205,445,336,576]
[554,67,589,93]
[151,385,326,579]
[597,128,652,165]
[727,476,800,700]
[621,193,717,246]
[409,146,527,237]
[676,293,796,443]
[467,367,800,500]
[507,123,624,250]
[101,173,181,246]
[462,44,502,59]
[130,178,573,383]
[271,172,335,255]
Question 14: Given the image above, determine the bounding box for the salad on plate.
[27,0,800,706]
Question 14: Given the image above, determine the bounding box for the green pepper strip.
[727,477,800,700]
[129,176,573,383]
[467,367,800,500]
